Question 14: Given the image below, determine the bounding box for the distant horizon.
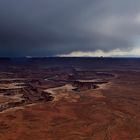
[0,56,140,59]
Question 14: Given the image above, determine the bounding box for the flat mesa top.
[76,79,102,83]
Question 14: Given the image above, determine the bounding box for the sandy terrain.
[44,84,77,101]
[0,71,139,140]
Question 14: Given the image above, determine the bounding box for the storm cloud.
[0,0,140,56]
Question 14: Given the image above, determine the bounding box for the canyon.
[0,58,140,140]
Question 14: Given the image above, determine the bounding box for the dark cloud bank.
[0,0,140,57]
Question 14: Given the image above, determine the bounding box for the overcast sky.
[1,0,140,57]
